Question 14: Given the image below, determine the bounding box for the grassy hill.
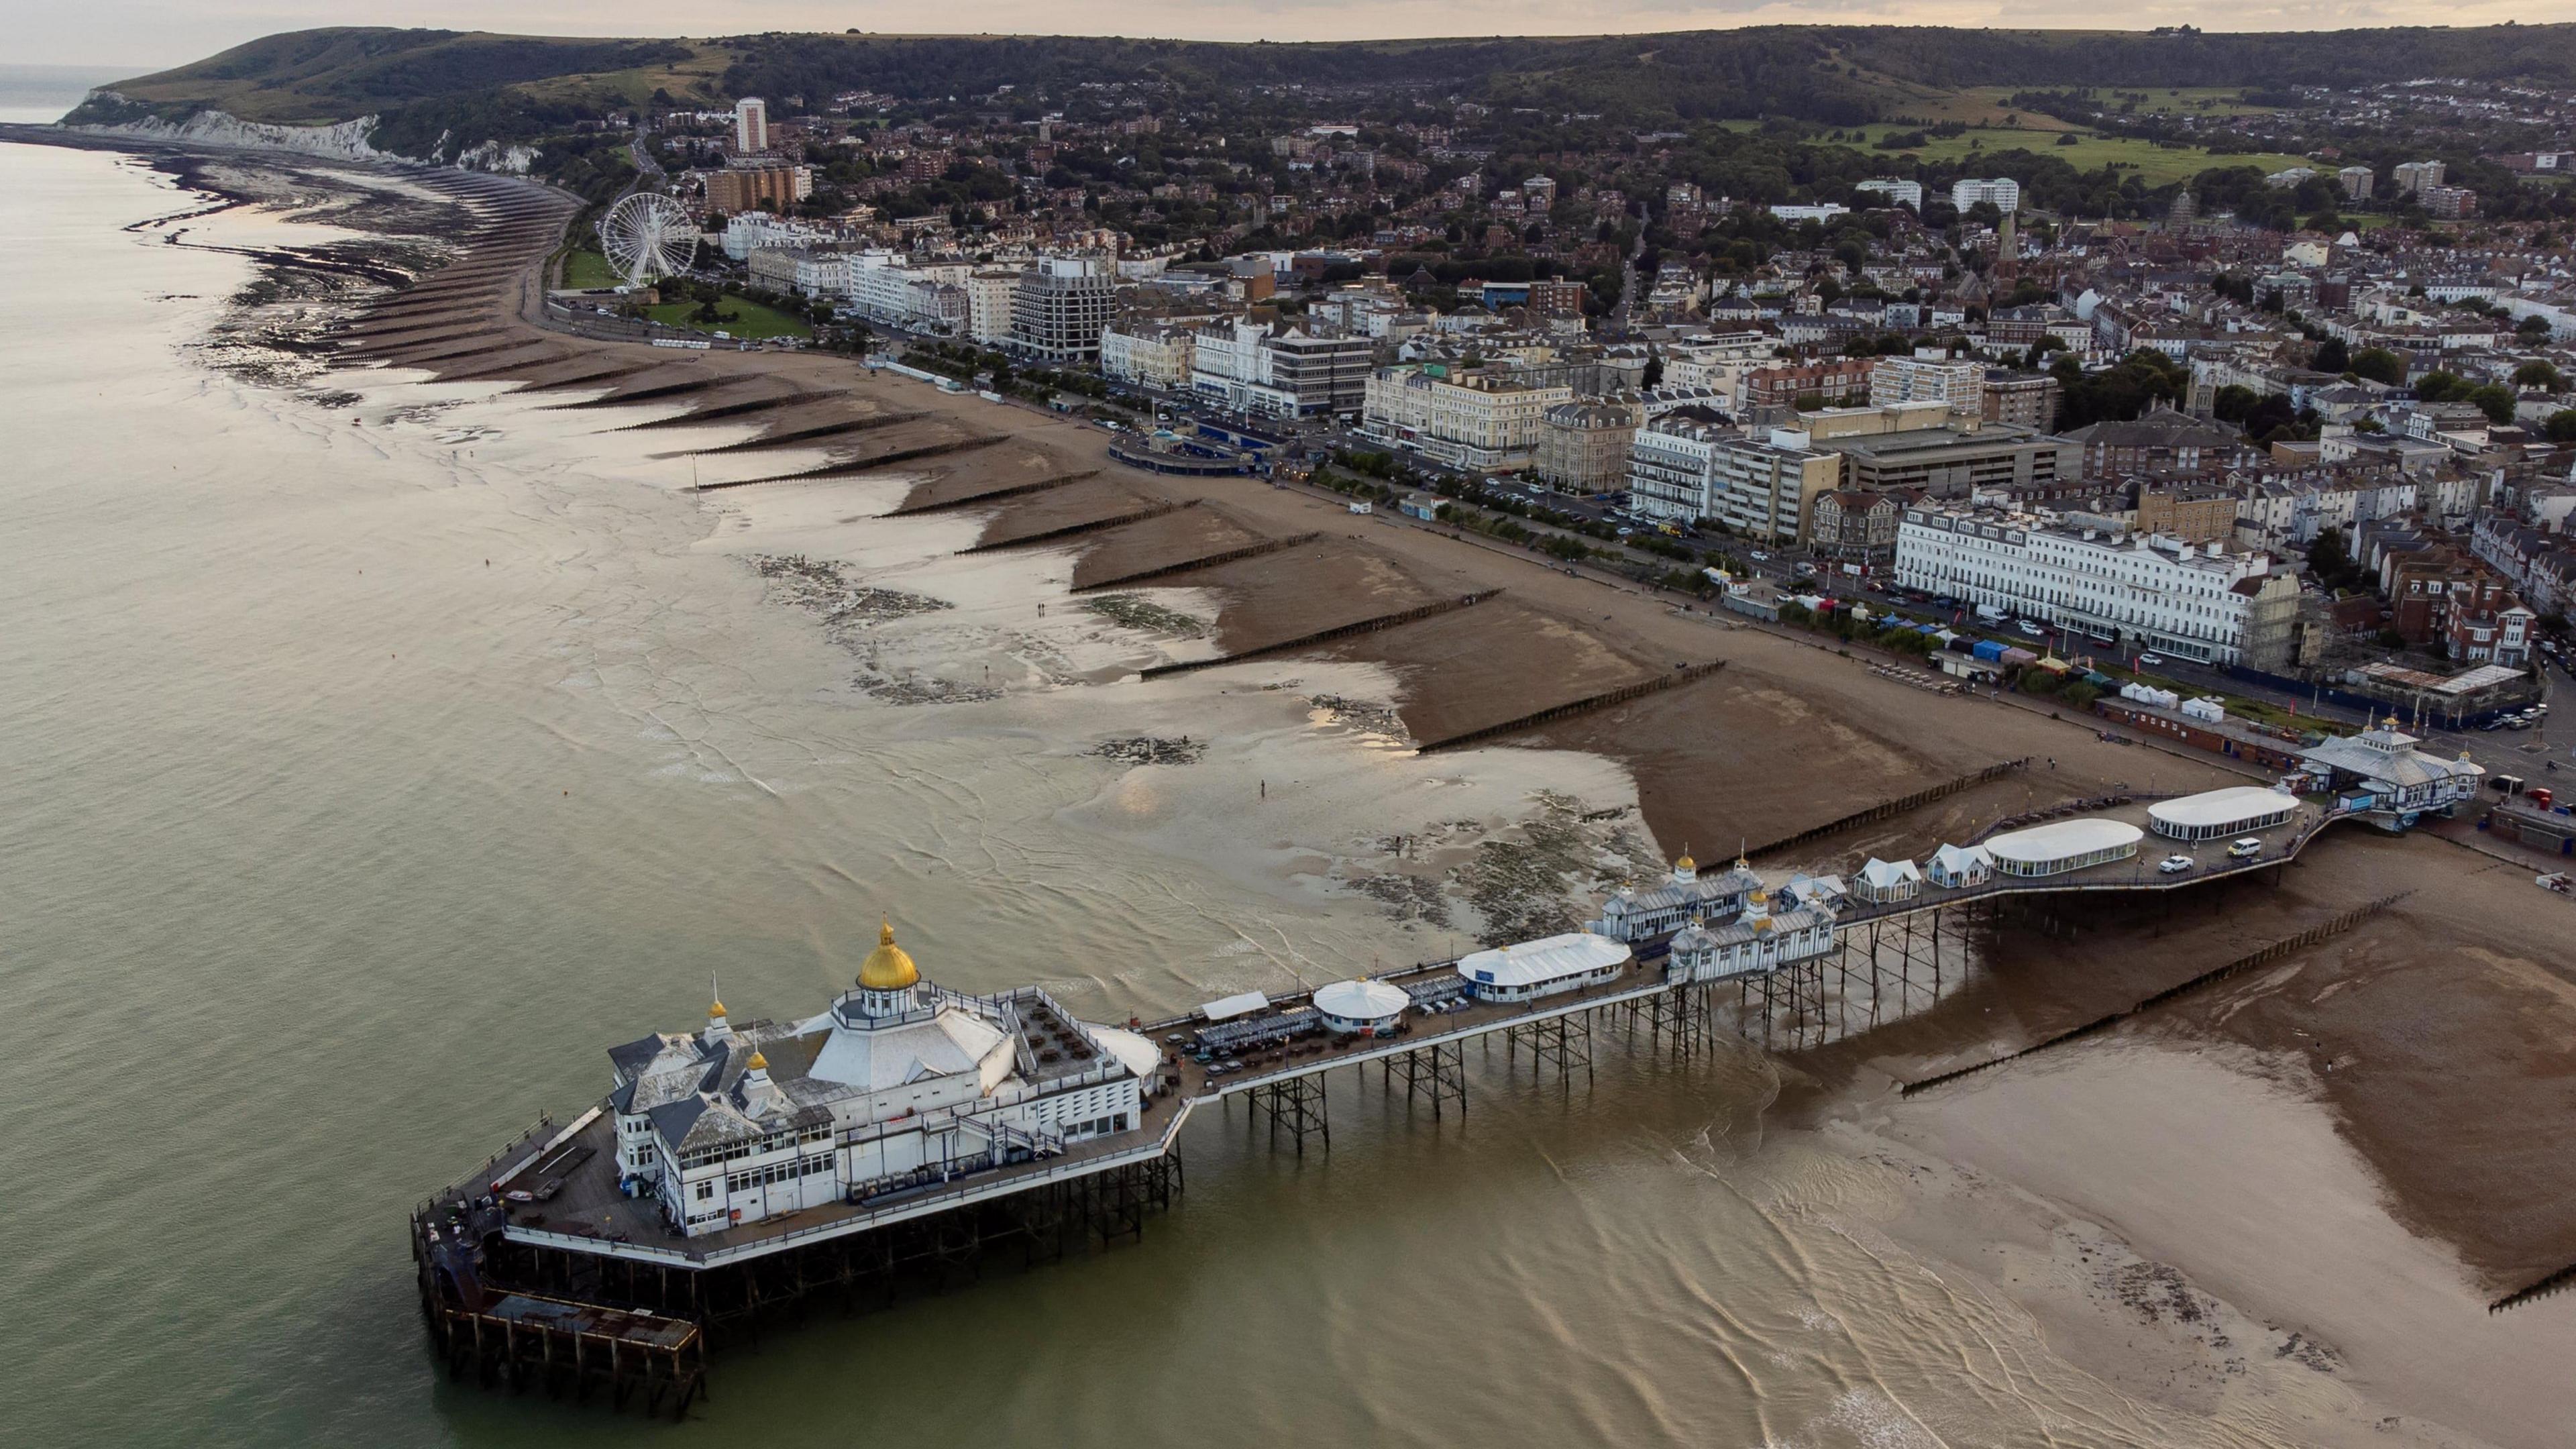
[74,23,2576,136]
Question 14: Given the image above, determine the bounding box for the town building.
[704,162,812,215]
[2135,486,2240,545]
[2064,404,2263,480]
[1099,321,1197,389]
[1628,420,1841,543]
[964,270,1020,346]
[734,97,769,154]
[1736,357,1874,419]
[1980,372,2061,430]
[1808,488,1916,564]
[1010,256,1118,364]
[1951,177,2021,213]
[1805,418,2078,500]
[1361,365,1571,471]
[1532,399,1642,494]
[1870,356,1984,416]
[1854,178,1923,209]
[1894,504,2301,665]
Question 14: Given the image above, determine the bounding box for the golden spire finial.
[746,1048,769,1071]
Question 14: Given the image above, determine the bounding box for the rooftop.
[1985,817,2146,864]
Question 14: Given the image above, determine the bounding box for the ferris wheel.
[597,191,698,287]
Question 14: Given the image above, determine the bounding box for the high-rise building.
[2338,166,2375,202]
[1870,356,1984,415]
[1951,177,2021,213]
[1008,256,1117,364]
[2392,160,2445,195]
[734,97,769,154]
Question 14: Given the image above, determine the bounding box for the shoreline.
[30,128,2576,1446]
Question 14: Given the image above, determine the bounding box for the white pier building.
[608,922,1159,1238]
[1591,850,1766,941]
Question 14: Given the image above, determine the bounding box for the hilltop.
[68,23,2576,153]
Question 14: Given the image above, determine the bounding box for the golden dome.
[859,918,920,991]
[1675,844,1697,872]
[709,998,727,1018]
[745,1049,769,1071]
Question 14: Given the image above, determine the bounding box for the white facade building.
[1854,178,1923,209]
[1100,322,1198,388]
[722,211,824,262]
[610,922,1159,1238]
[1894,505,2299,665]
[1951,177,2021,213]
[964,270,1020,345]
[1868,356,1984,415]
[1361,366,1570,471]
[1591,851,1764,942]
[1627,419,1840,543]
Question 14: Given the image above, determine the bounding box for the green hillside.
[72,23,2576,136]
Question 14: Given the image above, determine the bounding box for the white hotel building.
[1894,505,2301,665]
[610,922,1159,1238]
[1362,365,1570,472]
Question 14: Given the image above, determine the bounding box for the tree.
[2517,313,2553,340]
[2514,360,2564,391]
[2312,336,2349,372]
[2414,370,2471,403]
[2466,384,2518,425]
[2546,409,2576,443]
[2349,347,2406,386]
[1640,350,1664,388]
[2212,384,2261,423]
[2309,526,2359,590]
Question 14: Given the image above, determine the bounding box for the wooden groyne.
[1417,659,1729,754]
[1900,891,2414,1097]
[1073,531,1320,592]
[1749,759,2031,860]
[555,376,732,410]
[957,500,1193,555]
[624,390,832,429]
[1140,590,1502,679]
[693,435,1009,491]
[693,410,934,454]
[2491,1261,2576,1314]
[888,469,1100,517]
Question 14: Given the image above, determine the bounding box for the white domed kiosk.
[1313,978,1410,1036]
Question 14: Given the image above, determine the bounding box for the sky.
[18,0,2561,70]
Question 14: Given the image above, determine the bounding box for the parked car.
[2137,653,2167,667]
[2158,854,2196,875]
[2227,838,2263,860]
